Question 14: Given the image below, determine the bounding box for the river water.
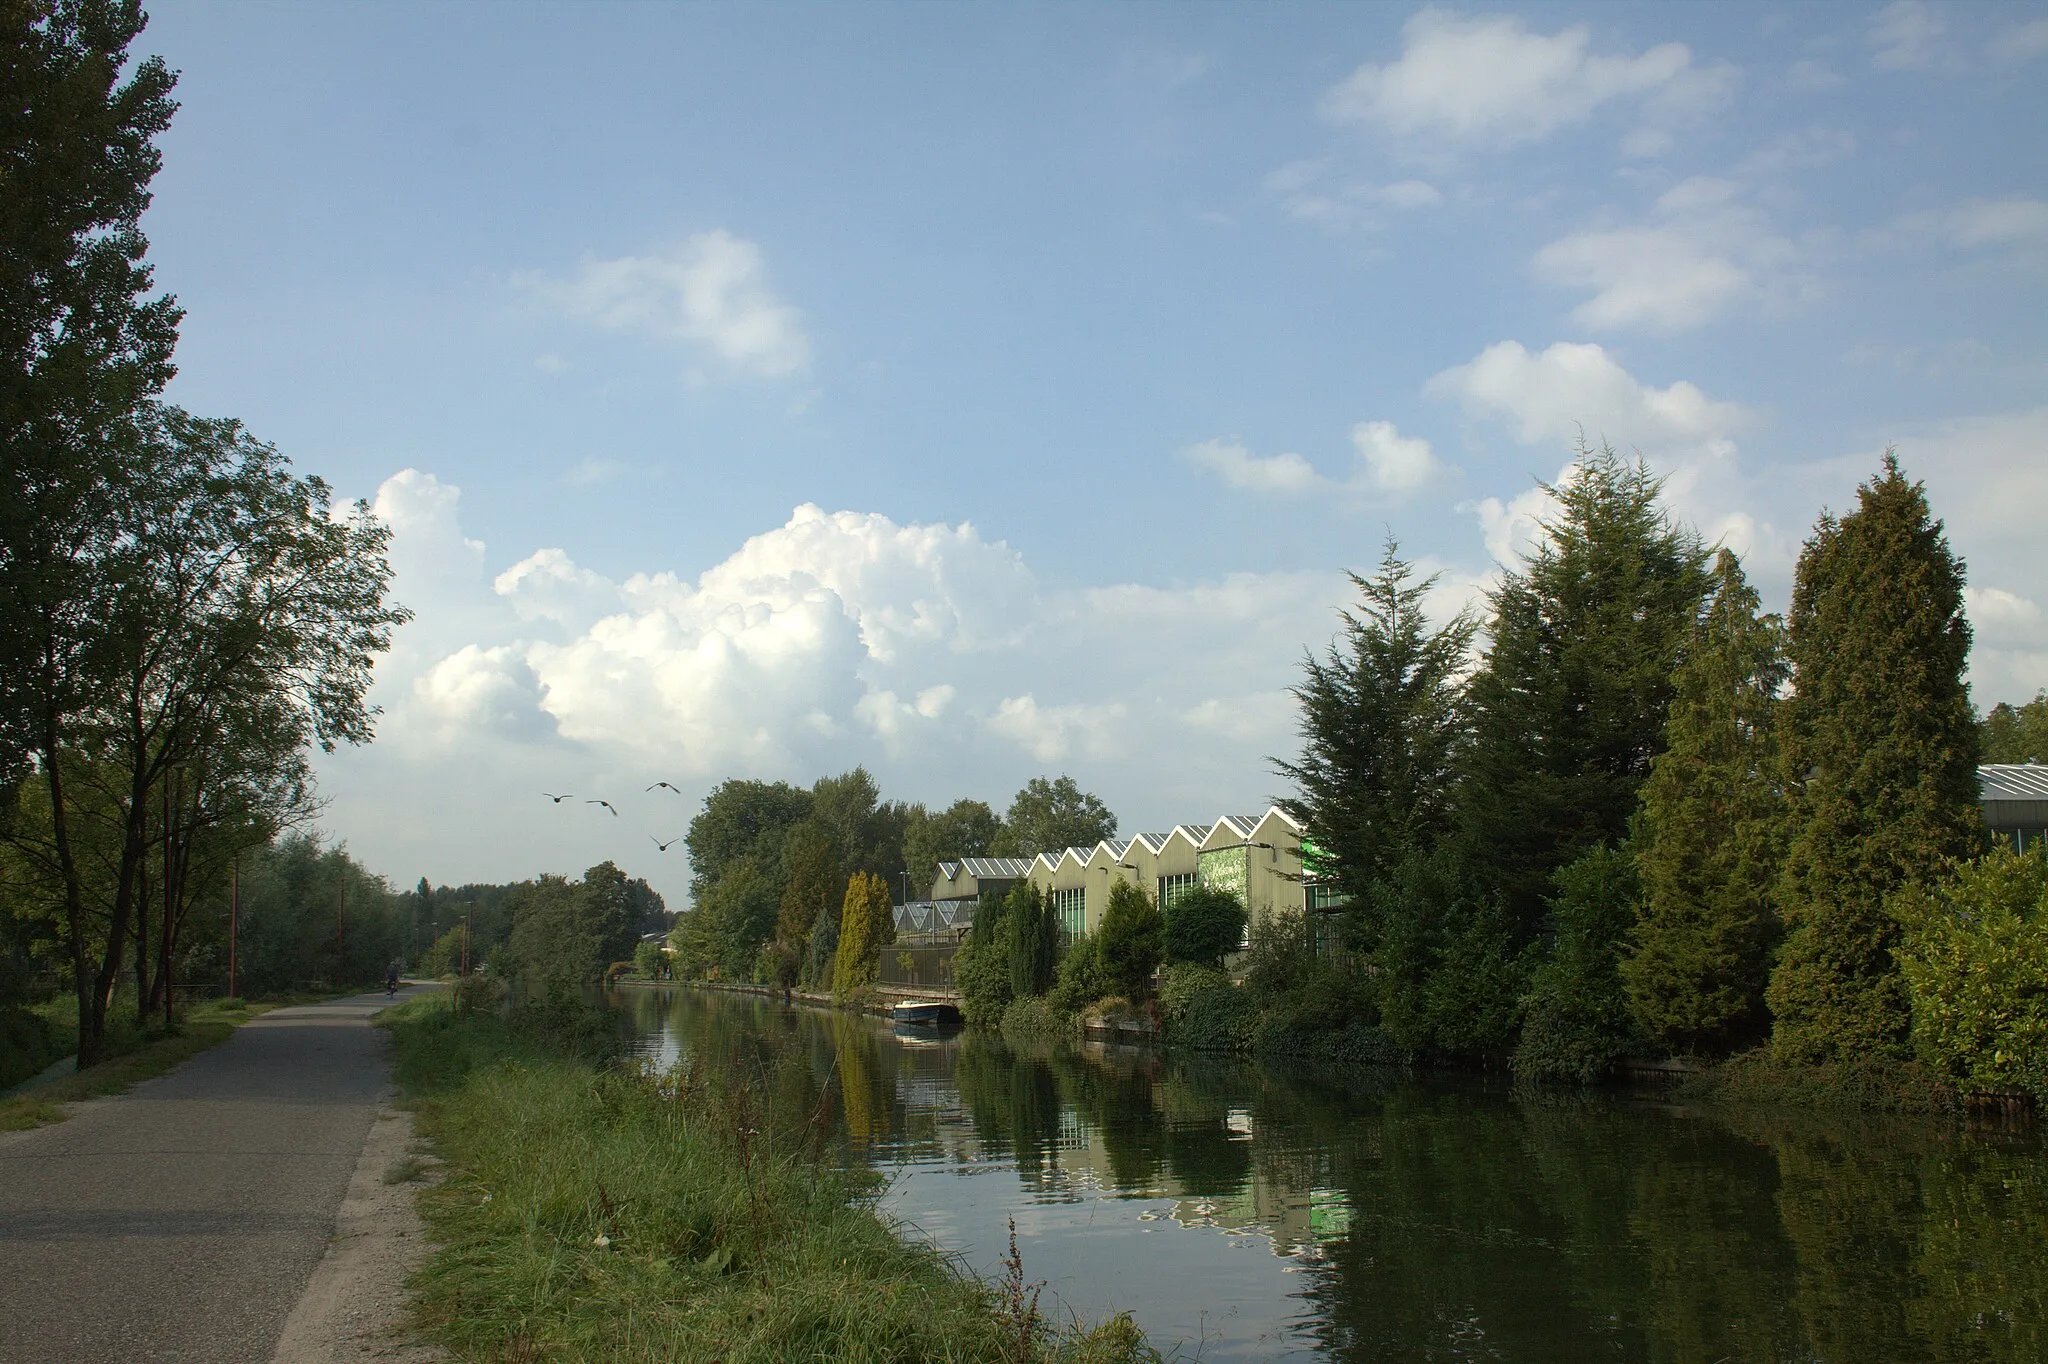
[616,985,2046,1362]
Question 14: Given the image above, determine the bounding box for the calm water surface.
[617,986,2046,1362]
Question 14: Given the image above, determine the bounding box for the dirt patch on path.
[270,1098,445,1363]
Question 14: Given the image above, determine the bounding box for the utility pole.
[228,856,239,1000]
[338,875,346,985]
[461,911,471,975]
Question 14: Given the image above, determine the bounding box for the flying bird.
[646,781,683,794]
[651,835,681,852]
[543,792,575,803]
[586,799,620,817]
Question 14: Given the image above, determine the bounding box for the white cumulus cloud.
[1534,177,1798,331]
[1320,8,1729,151]
[1179,438,1323,493]
[1870,1,1946,71]
[522,230,810,378]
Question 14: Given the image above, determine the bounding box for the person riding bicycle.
[385,960,401,996]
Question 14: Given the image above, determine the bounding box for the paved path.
[0,988,434,1363]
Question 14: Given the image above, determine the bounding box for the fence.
[878,942,959,993]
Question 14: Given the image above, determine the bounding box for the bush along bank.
[380,992,1158,1363]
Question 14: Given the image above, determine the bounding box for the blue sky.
[138,2,2048,902]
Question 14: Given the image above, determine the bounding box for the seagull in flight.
[651,835,681,852]
[646,781,683,794]
[586,799,620,817]
[543,792,575,803]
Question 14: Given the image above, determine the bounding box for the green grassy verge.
[0,996,292,1131]
[381,995,1159,1363]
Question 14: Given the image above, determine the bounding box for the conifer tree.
[1624,549,1788,1053]
[1276,537,1477,903]
[1005,882,1058,999]
[1459,443,1712,931]
[772,820,841,990]
[1767,454,1982,1065]
[832,870,893,995]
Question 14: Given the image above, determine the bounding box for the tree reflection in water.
[622,986,2048,1363]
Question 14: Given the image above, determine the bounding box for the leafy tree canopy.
[1163,884,1247,970]
[993,775,1116,858]
[1981,691,2048,765]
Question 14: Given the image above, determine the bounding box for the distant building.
[1981,763,2048,854]
[929,856,1034,906]
[915,805,1315,941]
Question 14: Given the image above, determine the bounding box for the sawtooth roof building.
[921,805,1321,942]
[1981,763,2048,854]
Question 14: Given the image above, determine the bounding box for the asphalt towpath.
[0,987,439,1363]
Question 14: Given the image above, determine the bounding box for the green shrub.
[1050,934,1105,1014]
[1173,980,1256,1051]
[954,938,1012,1030]
[1514,845,1645,1083]
[1097,882,1163,999]
[1163,885,1246,969]
[1001,995,1079,1047]
[1156,963,1228,1032]
[1890,844,2048,1102]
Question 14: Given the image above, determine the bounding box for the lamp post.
[228,856,239,1000]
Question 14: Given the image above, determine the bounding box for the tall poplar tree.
[1276,537,1476,903]
[1625,549,1788,1053]
[1767,454,1981,1065]
[1459,444,1712,931]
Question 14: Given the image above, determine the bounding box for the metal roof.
[1981,764,2048,800]
[957,856,1033,879]
[1099,838,1132,859]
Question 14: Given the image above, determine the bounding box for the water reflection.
[616,986,2046,1362]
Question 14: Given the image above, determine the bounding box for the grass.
[380,994,1160,1363]
[0,991,355,1132]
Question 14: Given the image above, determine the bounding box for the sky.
[136,1,2048,906]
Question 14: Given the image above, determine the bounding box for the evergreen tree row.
[1284,443,2019,1088]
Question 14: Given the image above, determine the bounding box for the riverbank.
[381,994,1156,1362]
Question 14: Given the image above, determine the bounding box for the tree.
[831,870,893,995]
[1097,880,1164,999]
[1767,455,1982,1065]
[1004,881,1058,998]
[1162,884,1247,969]
[1277,537,1476,902]
[1459,443,1712,930]
[1624,549,1787,1054]
[773,820,842,990]
[0,0,181,783]
[901,797,1002,897]
[1981,691,2048,765]
[683,779,812,904]
[992,776,1116,858]
[10,410,405,1063]
[1514,844,1644,1083]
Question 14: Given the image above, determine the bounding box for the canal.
[618,985,2045,1362]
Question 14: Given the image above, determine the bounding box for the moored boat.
[891,998,963,1028]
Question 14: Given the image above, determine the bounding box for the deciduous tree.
[992,776,1116,858]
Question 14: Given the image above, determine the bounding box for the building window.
[1158,873,1198,908]
[1306,883,1352,913]
[1053,887,1086,942]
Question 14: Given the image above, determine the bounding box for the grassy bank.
[0,996,297,1130]
[382,994,1158,1363]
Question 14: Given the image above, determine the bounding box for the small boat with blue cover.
[891,998,963,1028]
